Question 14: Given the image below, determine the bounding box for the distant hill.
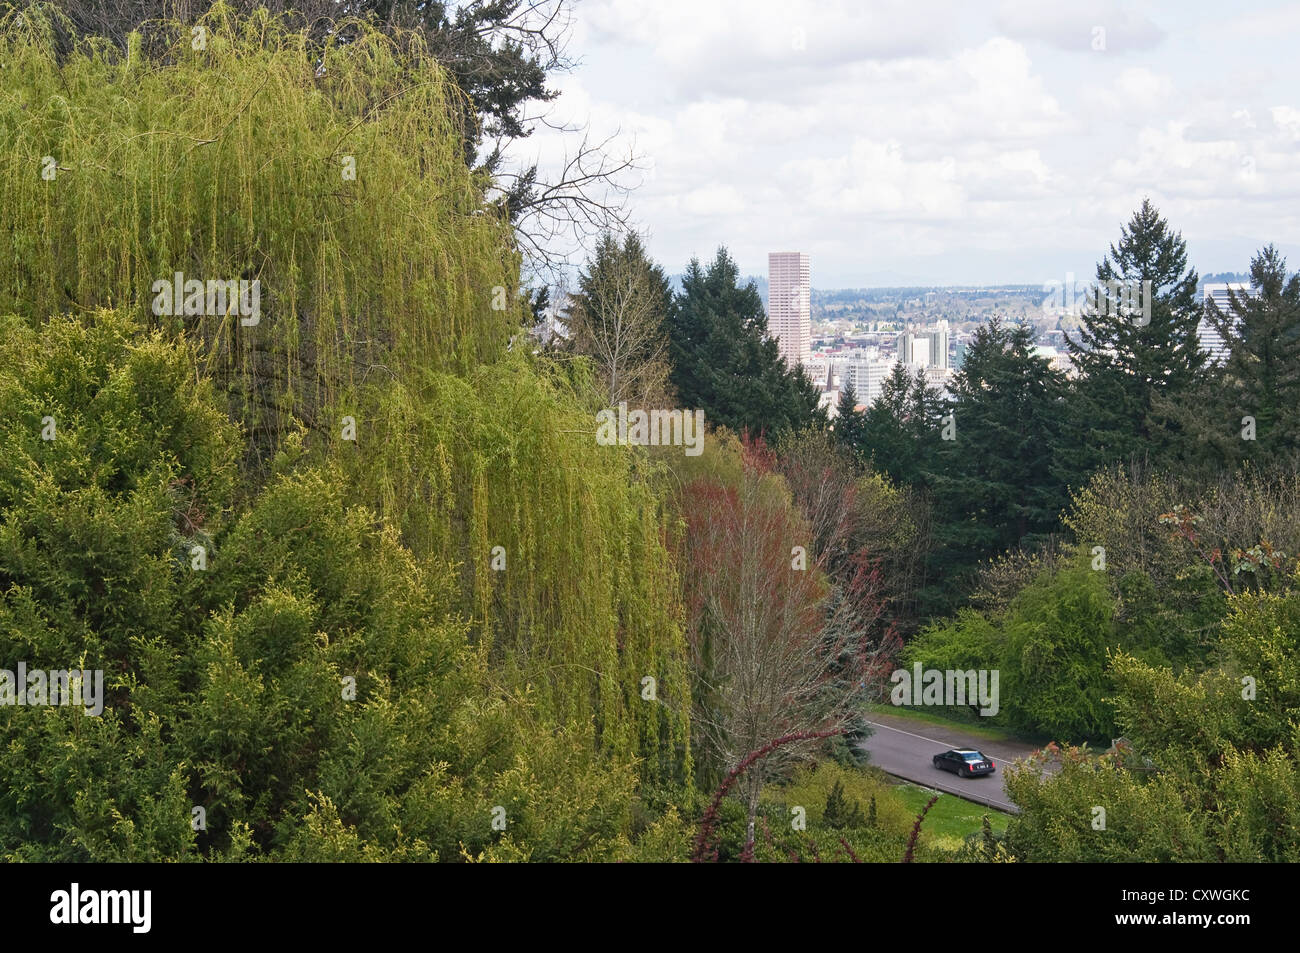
[661,270,1262,313]
[1199,272,1251,289]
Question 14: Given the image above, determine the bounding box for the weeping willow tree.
[323,359,693,778]
[0,2,517,458]
[0,4,691,790]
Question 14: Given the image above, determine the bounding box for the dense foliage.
[1060,197,1204,473]
[0,7,690,861]
[1006,579,1300,862]
[1166,245,1300,471]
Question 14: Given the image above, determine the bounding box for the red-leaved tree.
[679,435,898,855]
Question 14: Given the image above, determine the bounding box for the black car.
[933,748,995,777]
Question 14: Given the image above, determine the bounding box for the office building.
[841,357,896,406]
[895,320,950,370]
[1200,283,1249,365]
[768,252,811,368]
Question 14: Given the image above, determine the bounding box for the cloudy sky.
[518,0,1300,287]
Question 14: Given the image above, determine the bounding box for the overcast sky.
[518,0,1300,287]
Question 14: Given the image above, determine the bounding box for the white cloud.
[511,1,1300,284]
[1270,106,1300,141]
[582,0,964,102]
[993,0,1165,53]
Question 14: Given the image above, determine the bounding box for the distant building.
[929,320,950,369]
[1200,283,1249,365]
[895,331,928,367]
[841,357,896,406]
[803,354,831,388]
[768,252,811,368]
[924,365,954,397]
[895,320,950,370]
[1031,344,1074,376]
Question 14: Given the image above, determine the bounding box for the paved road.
[858,712,1047,815]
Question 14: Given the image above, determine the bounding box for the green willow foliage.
[0,3,517,452]
[0,7,693,858]
[333,363,692,779]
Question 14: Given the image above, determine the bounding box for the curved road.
[858,712,1048,814]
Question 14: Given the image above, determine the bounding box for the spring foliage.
[0,3,519,452]
[0,7,691,859]
[1006,579,1300,861]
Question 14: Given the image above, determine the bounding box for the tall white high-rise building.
[895,320,950,370]
[768,252,811,368]
[1200,283,1249,365]
[929,320,950,369]
[895,331,929,367]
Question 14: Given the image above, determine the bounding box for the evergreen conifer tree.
[665,247,824,439]
[1166,245,1300,469]
[1060,199,1202,476]
[928,319,1066,598]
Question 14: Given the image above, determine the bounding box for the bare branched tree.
[495,125,641,284]
[773,426,929,639]
[563,231,671,407]
[680,439,892,854]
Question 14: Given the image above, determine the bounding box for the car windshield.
[963,753,986,761]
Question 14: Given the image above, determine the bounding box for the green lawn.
[890,781,1011,851]
[865,702,1035,745]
